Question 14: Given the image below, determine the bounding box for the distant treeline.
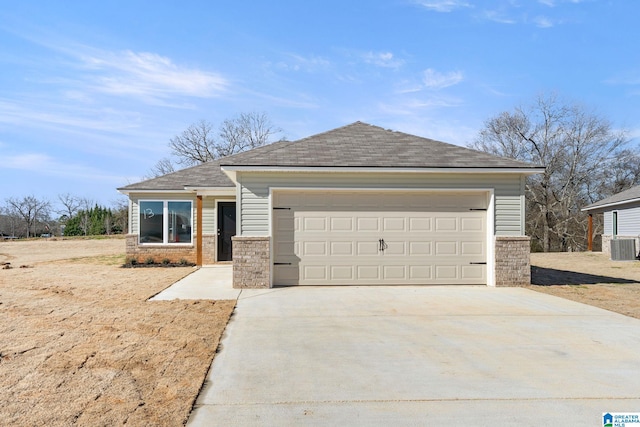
[62,205,127,236]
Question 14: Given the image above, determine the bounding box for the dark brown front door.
[217,202,236,261]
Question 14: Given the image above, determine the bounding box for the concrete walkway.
[150,265,239,301]
[188,285,640,426]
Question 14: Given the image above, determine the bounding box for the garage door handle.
[274,262,292,265]
[469,262,487,265]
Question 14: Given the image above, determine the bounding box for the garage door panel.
[461,265,484,280]
[356,217,380,231]
[383,241,405,255]
[435,265,458,280]
[357,265,380,280]
[356,241,379,255]
[461,216,484,232]
[409,265,432,280]
[302,241,326,256]
[435,241,458,256]
[330,265,353,280]
[435,217,457,231]
[461,241,484,256]
[303,265,327,281]
[273,191,487,286]
[383,217,406,231]
[383,265,406,280]
[330,217,353,231]
[330,241,353,256]
[303,217,326,232]
[409,217,432,232]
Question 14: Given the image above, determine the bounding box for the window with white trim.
[139,200,193,244]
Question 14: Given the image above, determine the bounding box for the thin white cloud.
[3,28,229,103]
[275,53,331,72]
[415,0,471,12]
[483,10,517,24]
[362,51,404,69]
[534,16,554,28]
[5,152,126,182]
[80,50,228,99]
[0,98,140,132]
[423,68,464,89]
[538,0,556,6]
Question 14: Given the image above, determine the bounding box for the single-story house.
[582,184,640,257]
[118,122,543,288]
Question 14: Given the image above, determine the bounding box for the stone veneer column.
[232,236,270,289]
[201,234,217,264]
[601,235,612,256]
[494,236,531,287]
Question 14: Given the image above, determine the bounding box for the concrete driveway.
[188,286,640,426]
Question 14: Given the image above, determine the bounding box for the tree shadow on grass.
[531,266,640,286]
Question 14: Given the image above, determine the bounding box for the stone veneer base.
[495,236,531,287]
[125,234,217,265]
[232,236,270,289]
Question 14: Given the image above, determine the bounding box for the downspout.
[587,214,593,252]
[196,195,203,266]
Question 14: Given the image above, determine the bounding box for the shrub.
[161,258,171,265]
[178,258,189,266]
[145,256,155,265]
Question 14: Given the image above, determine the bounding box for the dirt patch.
[0,238,235,426]
[529,252,640,319]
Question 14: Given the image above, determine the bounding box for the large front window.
[139,200,192,244]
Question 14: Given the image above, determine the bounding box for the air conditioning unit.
[610,239,637,261]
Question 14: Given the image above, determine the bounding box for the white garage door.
[273,191,487,286]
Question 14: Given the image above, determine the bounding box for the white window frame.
[139,200,193,245]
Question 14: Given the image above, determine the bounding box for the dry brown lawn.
[0,237,235,426]
[529,251,640,319]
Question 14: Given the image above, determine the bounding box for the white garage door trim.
[269,187,495,287]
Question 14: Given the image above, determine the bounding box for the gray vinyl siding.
[604,203,640,236]
[237,172,525,237]
[202,198,216,234]
[604,211,612,235]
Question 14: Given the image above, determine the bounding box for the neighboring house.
[582,184,640,256]
[118,122,543,288]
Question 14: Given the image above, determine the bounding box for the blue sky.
[1,0,639,210]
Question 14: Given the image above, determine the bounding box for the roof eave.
[118,186,235,196]
[220,166,545,175]
[582,197,640,212]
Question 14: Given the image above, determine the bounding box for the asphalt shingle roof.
[120,121,541,191]
[583,184,640,211]
[118,159,234,191]
[221,121,540,169]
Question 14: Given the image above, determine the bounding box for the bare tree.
[217,112,282,157]
[110,197,129,234]
[145,157,177,179]
[76,197,95,236]
[57,193,81,222]
[5,196,52,238]
[146,112,283,178]
[470,93,629,252]
[168,119,217,166]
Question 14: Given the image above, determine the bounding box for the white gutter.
[183,186,236,196]
[581,197,640,212]
[220,165,545,176]
[118,187,235,196]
